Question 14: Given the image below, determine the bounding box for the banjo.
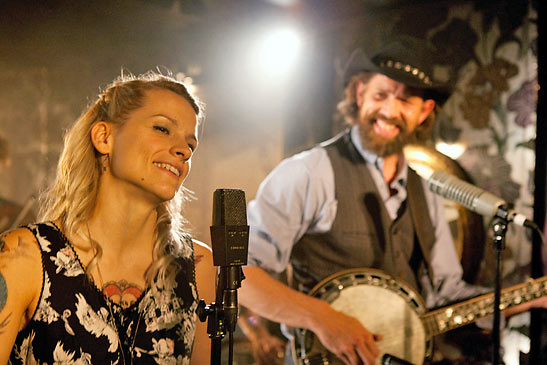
[291,268,547,365]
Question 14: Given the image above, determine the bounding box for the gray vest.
[290,131,435,294]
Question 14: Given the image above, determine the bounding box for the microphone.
[211,188,249,266]
[210,189,249,332]
[427,170,537,229]
[382,353,414,365]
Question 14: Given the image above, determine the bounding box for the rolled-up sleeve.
[247,148,337,274]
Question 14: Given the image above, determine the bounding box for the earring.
[102,155,109,172]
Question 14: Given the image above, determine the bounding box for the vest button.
[393,227,399,234]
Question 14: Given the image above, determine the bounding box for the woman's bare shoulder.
[192,239,213,265]
[0,227,39,259]
[0,227,42,360]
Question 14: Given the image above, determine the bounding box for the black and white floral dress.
[9,222,199,364]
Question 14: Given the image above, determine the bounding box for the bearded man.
[239,39,533,365]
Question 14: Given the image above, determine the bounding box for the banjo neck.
[422,276,547,338]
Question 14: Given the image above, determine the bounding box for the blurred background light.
[250,24,302,80]
[264,0,300,6]
[176,72,198,94]
[436,141,467,160]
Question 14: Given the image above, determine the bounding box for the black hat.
[344,37,452,104]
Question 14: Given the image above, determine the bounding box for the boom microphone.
[427,170,537,229]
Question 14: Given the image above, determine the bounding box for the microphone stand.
[198,188,249,365]
[197,265,245,365]
[491,214,508,365]
[222,266,245,364]
[196,283,224,365]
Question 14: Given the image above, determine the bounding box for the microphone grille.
[429,171,482,208]
[428,170,505,216]
[212,189,247,226]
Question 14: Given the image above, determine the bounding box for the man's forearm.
[240,266,328,331]
[240,266,381,365]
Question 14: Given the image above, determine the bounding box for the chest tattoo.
[101,279,144,309]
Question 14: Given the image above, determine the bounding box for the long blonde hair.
[39,71,204,290]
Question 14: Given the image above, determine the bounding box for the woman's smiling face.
[108,88,198,203]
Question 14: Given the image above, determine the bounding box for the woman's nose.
[173,144,192,161]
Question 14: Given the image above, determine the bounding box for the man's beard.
[358,112,419,157]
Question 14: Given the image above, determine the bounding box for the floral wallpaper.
[333,1,539,362]
[431,2,538,286]
[431,4,539,359]
[334,0,538,283]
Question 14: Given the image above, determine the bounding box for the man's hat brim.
[343,42,452,105]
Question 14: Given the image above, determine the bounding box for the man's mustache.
[367,113,406,132]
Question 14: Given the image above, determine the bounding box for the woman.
[0,72,216,364]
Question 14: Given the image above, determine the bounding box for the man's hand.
[310,301,382,365]
[238,309,287,365]
[240,267,381,364]
[505,296,547,318]
[528,296,547,309]
[248,330,287,365]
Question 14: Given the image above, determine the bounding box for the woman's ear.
[90,121,113,155]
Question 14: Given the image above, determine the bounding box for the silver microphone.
[427,170,537,229]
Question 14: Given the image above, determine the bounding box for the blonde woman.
[0,72,216,364]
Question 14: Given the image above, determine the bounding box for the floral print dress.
[9,222,198,365]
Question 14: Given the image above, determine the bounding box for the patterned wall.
[440,3,538,287]
[329,0,538,286]
[327,2,539,361]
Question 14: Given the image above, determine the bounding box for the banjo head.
[293,268,430,365]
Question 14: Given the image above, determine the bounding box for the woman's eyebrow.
[151,113,179,126]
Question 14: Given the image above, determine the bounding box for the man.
[239,40,542,365]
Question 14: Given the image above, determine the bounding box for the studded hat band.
[379,59,432,85]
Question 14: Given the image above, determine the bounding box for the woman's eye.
[154,125,170,134]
